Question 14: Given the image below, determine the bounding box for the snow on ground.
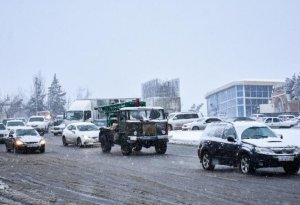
[169,128,300,147]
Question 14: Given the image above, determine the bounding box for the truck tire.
[121,143,132,156]
[155,142,167,154]
[101,139,112,153]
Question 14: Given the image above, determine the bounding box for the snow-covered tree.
[48,74,66,115]
[285,74,297,99]
[5,95,24,118]
[26,73,47,116]
[292,74,300,99]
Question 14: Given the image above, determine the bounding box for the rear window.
[7,121,25,126]
[203,124,226,138]
[29,117,44,122]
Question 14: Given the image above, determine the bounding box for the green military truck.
[95,100,169,156]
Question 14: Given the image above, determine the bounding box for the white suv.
[167,112,199,130]
[26,116,49,135]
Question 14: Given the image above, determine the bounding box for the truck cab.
[97,100,170,155]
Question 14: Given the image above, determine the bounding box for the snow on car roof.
[232,121,269,137]
[6,120,24,123]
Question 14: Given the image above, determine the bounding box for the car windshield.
[54,120,63,126]
[129,109,164,120]
[29,117,44,122]
[7,121,25,126]
[241,126,278,139]
[16,129,38,136]
[0,124,5,130]
[77,125,99,131]
[65,111,83,121]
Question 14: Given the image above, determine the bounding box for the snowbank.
[169,128,300,147]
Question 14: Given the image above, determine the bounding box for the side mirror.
[280,134,283,139]
[72,130,75,134]
[227,136,236,142]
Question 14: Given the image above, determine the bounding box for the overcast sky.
[0,0,299,112]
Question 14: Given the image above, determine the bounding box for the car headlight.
[15,140,24,146]
[133,131,137,136]
[161,130,166,135]
[255,147,274,155]
[83,135,89,140]
[39,139,46,145]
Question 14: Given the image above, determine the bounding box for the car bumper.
[128,135,169,143]
[83,138,99,145]
[252,153,300,168]
[51,129,63,134]
[16,144,45,151]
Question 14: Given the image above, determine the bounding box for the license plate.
[27,144,39,148]
[277,156,294,161]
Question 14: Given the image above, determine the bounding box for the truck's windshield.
[65,111,83,121]
[129,109,164,121]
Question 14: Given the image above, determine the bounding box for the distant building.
[142,78,181,114]
[205,80,283,117]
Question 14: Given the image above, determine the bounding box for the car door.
[273,118,282,128]
[210,124,227,160]
[65,125,75,143]
[220,125,239,165]
[264,118,273,127]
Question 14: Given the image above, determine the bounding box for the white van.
[167,112,199,130]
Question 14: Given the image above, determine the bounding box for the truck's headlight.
[40,139,46,145]
[161,130,166,135]
[294,147,300,154]
[255,147,274,155]
[15,140,24,146]
[133,131,137,136]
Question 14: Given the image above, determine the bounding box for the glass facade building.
[206,81,282,117]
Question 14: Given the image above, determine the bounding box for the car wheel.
[133,145,142,152]
[101,138,111,153]
[239,155,255,174]
[77,138,83,148]
[201,151,215,171]
[121,143,132,156]
[192,126,200,130]
[62,136,68,146]
[283,163,300,175]
[155,142,167,154]
[168,124,172,131]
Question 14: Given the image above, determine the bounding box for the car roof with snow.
[7,120,24,123]
[29,116,46,118]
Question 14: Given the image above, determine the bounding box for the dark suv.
[198,121,300,174]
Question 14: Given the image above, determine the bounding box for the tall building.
[205,80,283,117]
[142,78,181,114]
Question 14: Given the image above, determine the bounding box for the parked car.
[6,120,25,131]
[198,121,300,174]
[167,112,199,130]
[26,116,50,135]
[250,114,267,121]
[2,118,15,126]
[263,117,294,128]
[278,114,296,121]
[182,117,222,130]
[0,123,8,144]
[50,119,65,136]
[62,122,100,147]
[5,127,46,153]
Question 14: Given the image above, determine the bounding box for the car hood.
[242,138,295,148]
[80,131,99,137]
[18,135,42,143]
